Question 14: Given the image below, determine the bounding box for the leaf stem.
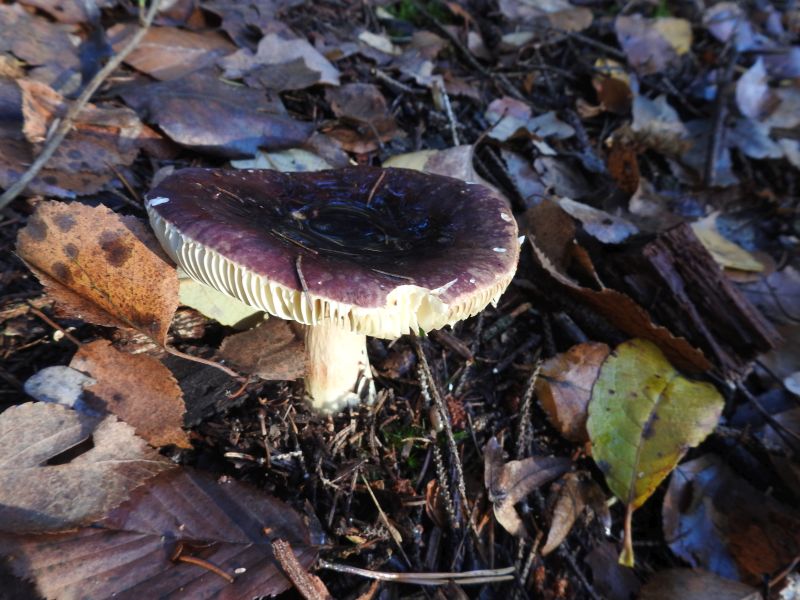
[619,504,635,567]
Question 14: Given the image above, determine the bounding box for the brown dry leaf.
[219,318,306,381]
[16,201,180,344]
[0,468,318,599]
[109,24,236,81]
[325,83,400,154]
[121,69,313,158]
[523,200,711,373]
[484,437,571,539]
[0,402,173,533]
[593,76,633,115]
[541,472,609,556]
[20,79,142,168]
[639,569,761,600]
[18,0,114,23]
[537,342,610,443]
[70,340,189,448]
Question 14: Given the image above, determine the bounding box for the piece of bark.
[601,223,780,378]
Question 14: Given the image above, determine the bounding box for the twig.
[318,560,515,586]
[170,542,234,583]
[361,474,413,567]
[27,304,82,347]
[433,78,460,146]
[0,0,163,211]
[164,345,243,380]
[272,539,333,600]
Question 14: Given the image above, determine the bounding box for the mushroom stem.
[304,320,374,413]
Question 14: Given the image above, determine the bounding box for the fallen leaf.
[735,59,778,120]
[23,365,97,414]
[18,78,142,177]
[18,0,113,24]
[16,201,180,344]
[606,141,640,194]
[70,340,189,448]
[0,4,80,89]
[691,214,765,272]
[484,437,571,539]
[587,338,724,566]
[325,83,400,154]
[109,24,236,81]
[615,15,688,75]
[0,468,318,599]
[0,402,173,533]
[537,342,610,443]
[640,569,761,600]
[179,276,263,328]
[219,318,306,381]
[541,472,608,555]
[231,148,333,172]
[220,32,340,89]
[703,3,759,52]
[557,197,639,244]
[485,98,574,142]
[630,92,690,156]
[663,454,800,584]
[121,69,313,158]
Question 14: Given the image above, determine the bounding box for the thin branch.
[0,0,163,211]
[318,560,515,586]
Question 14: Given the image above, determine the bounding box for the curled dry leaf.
[537,342,610,443]
[0,468,318,599]
[587,338,724,566]
[541,472,609,556]
[219,318,306,381]
[0,402,173,533]
[484,437,571,539]
[70,340,190,448]
[16,201,180,344]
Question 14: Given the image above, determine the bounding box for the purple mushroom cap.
[146,167,519,338]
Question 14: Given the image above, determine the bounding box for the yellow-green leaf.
[587,338,723,566]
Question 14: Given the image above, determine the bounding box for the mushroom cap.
[146,167,519,339]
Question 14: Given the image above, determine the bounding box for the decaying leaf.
[0,402,173,533]
[109,24,236,81]
[70,340,189,448]
[121,69,313,158]
[537,342,610,443]
[587,338,724,566]
[231,148,333,172]
[324,83,400,154]
[639,569,761,600]
[485,97,574,142]
[691,214,765,273]
[615,15,690,75]
[541,472,609,556]
[220,318,306,381]
[16,201,180,344]
[484,437,571,539]
[0,468,318,599]
[663,454,800,584]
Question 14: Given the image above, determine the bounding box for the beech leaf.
[0,402,173,533]
[587,338,724,566]
[16,201,179,344]
[0,468,318,599]
[70,340,190,448]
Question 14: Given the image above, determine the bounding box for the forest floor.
[1,1,799,599]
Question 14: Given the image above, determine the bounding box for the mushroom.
[146,167,519,413]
